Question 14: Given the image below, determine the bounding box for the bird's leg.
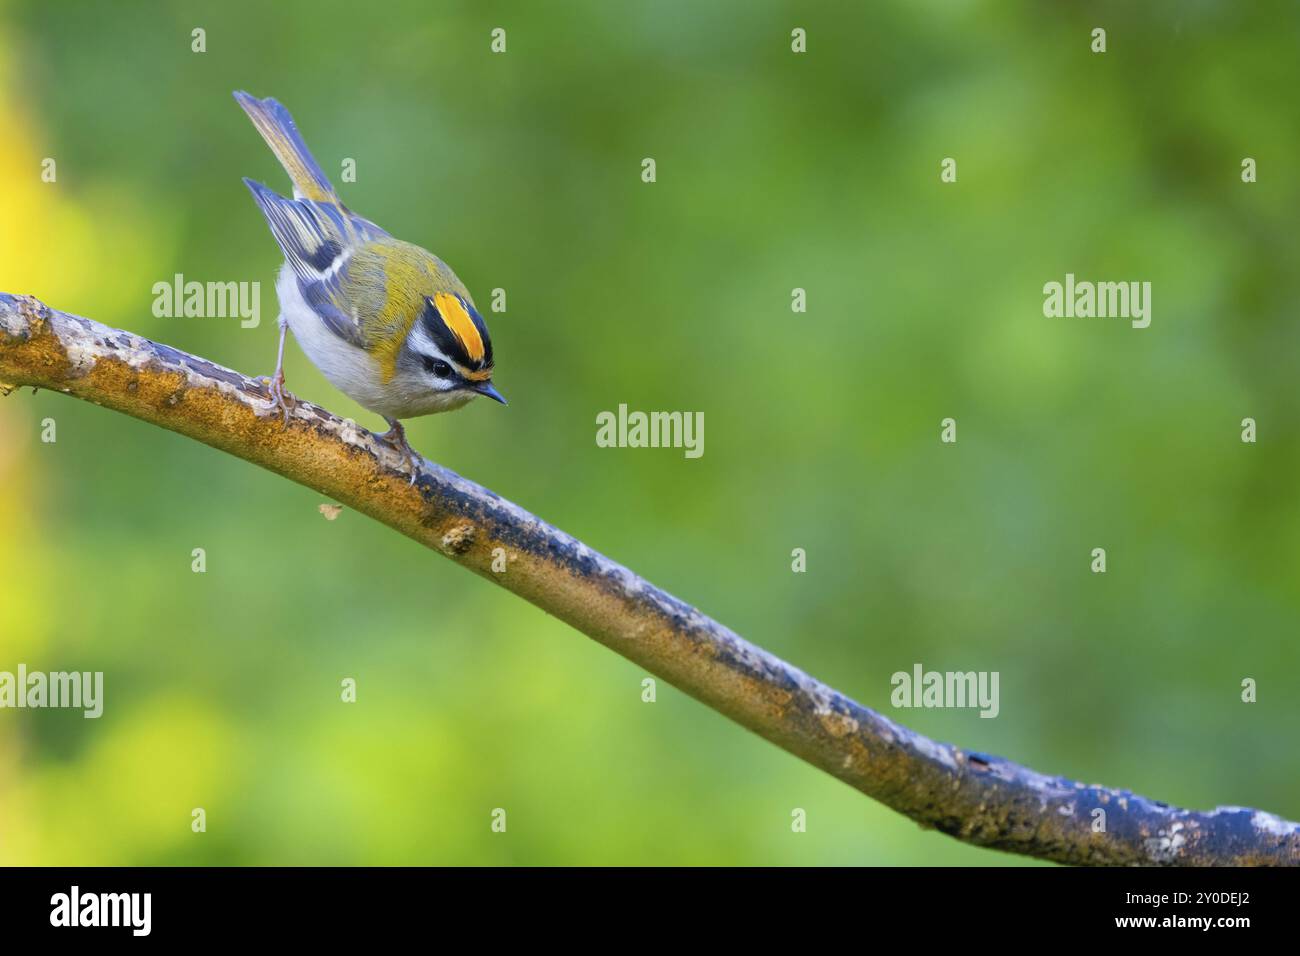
[256,315,297,426]
[379,417,421,485]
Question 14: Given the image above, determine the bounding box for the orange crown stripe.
[434,292,486,364]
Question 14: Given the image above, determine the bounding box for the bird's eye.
[423,357,453,378]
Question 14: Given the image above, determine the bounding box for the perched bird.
[233,91,505,477]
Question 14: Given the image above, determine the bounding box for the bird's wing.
[242,178,388,346]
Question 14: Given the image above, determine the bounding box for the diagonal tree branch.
[2,291,1296,866]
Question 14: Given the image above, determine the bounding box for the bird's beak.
[471,381,508,405]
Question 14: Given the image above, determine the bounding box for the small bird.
[233,91,505,477]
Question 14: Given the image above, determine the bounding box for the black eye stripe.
[420,298,473,367]
[421,356,453,377]
[419,295,494,371]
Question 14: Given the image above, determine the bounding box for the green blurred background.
[2,0,1298,865]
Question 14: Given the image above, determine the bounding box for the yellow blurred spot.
[4,696,239,865]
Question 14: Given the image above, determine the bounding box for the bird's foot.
[378,418,421,485]
[255,370,296,426]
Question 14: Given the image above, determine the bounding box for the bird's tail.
[233,91,337,204]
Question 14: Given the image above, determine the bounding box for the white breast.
[275,265,392,415]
